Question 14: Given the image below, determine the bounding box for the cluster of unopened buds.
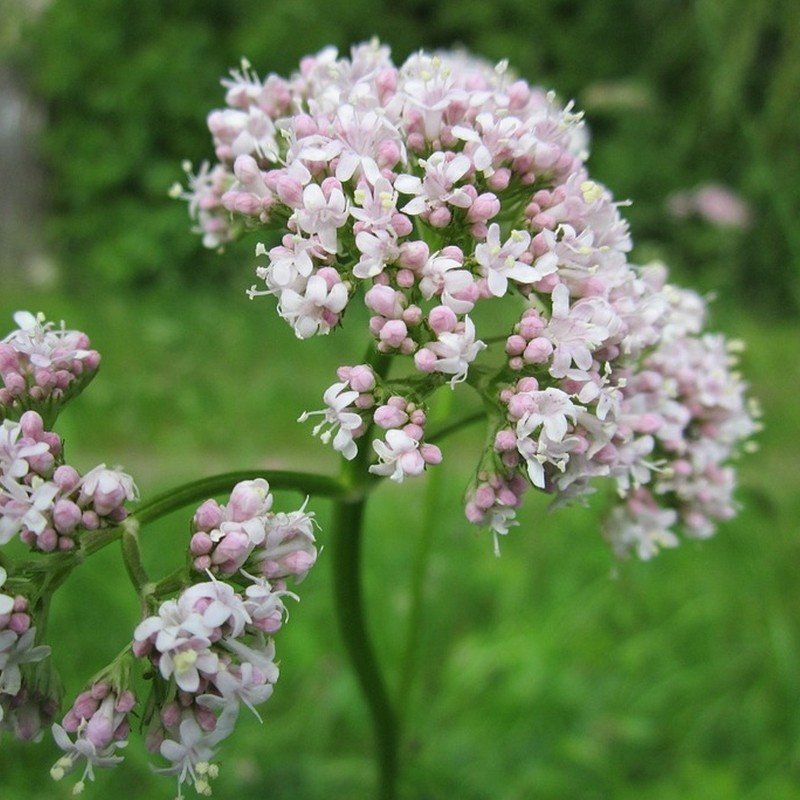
[181,40,759,558]
[1,311,101,425]
[189,478,317,580]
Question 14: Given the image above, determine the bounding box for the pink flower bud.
[229,480,271,521]
[19,411,45,438]
[52,499,82,534]
[37,528,58,552]
[507,393,535,419]
[428,206,452,228]
[190,532,214,556]
[282,549,317,576]
[440,245,464,263]
[233,154,261,185]
[403,423,424,441]
[399,241,429,270]
[160,702,181,728]
[518,312,545,339]
[410,409,426,426]
[276,175,303,207]
[464,502,485,524]
[316,267,342,291]
[523,337,553,363]
[193,500,223,531]
[420,443,442,465]
[9,613,30,634]
[116,691,136,714]
[81,511,100,530]
[414,347,437,373]
[505,335,527,356]
[516,377,539,392]
[428,305,457,335]
[467,193,501,223]
[365,284,403,318]
[349,365,376,393]
[391,213,413,236]
[494,430,517,452]
[402,305,423,326]
[373,404,409,429]
[379,319,408,348]
[487,168,511,191]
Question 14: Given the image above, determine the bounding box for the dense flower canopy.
[180,40,759,558]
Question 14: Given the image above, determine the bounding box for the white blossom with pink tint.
[369,428,425,482]
[425,316,486,387]
[278,274,349,339]
[298,381,362,460]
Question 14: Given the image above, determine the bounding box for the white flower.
[395,152,473,215]
[179,580,251,638]
[156,707,237,796]
[0,567,13,616]
[0,479,60,545]
[0,420,49,483]
[298,381,362,459]
[516,388,579,443]
[278,275,349,339]
[475,224,553,297]
[0,628,51,697]
[419,254,475,313]
[368,429,425,483]
[51,723,127,787]
[544,284,612,378]
[294,184,350,254]
[427,316,487,387]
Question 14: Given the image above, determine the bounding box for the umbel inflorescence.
[179,41,759,557]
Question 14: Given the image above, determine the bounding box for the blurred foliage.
[9,0,798,311]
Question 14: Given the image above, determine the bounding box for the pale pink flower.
[298,381,362,460]
[369,428,426,482]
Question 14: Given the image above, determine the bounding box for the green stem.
[121,518,150,594]
[329,346,399,799]
[331,494,399,800]
[397,435,443,729]
[428,410,486,443]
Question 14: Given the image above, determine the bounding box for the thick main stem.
[331,494,399,800]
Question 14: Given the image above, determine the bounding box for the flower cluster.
[0,311,101,424]
[0,567,52,731]
[299,363,442,482]
[183,42,758,558]
[51,682,135,794]
[1,410,137,552]
[189,478,317,580]
[127,482,313,797]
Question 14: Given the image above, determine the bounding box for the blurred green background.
[0,0,799,798]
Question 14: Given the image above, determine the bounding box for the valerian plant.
[1,41,759,800]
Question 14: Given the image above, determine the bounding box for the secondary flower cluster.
[123,481,311,798]
[0,567,52,732]
[189,478,317,581]
[0,410,137,552]
[182,42,758,557]
[299,362,442,482]
[51,681,135,794]
[49,481,313,797]
[0,311,101,425]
